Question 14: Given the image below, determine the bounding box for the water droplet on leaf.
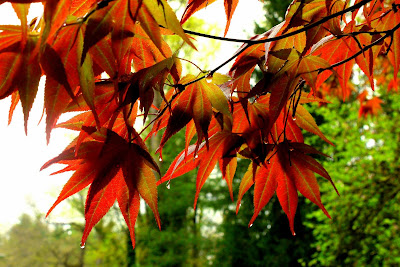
[249,224,253,228]
[159,157,163,162]
[195,155,199,159]
[80,243,85,249]
[292,117,297,121]
[166,181,171,189]
[205,75,213,83]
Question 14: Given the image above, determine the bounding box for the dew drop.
[205,75,213,83]
[267,160,270,164]
[289,148,294,151]
[195,155,199,159]
[239,203,242,208]
[159,157,163,162]
[80,243,85,249]
[166,180,171,189]
[249,224,253,228]
[292,117,297,121]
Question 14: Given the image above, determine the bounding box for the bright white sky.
[0,0,265,231]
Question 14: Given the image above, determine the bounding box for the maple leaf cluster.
[1,0,399,248]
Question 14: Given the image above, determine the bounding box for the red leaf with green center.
[229,43,264,97]
[70,0,97,17]
[266,49,303,132]
[41,141,107,215]
[158,143,202,184]
[11,3,29,47]
[108,0,135,67]
[116,176,141,248]
[283,0,326,30]
[82,167,122,246]
[0,27,22,51]
[289,152,330,218]
[130,26,173,71]
[312,33,356,99]
[298,55,331,93]
[294,104,333,145]
[194,132,241,208]
[42,25,82,139]
[219,156,237,201]
[153,0,196,46]
[17,37,41,133]
[249,155,279,227]
[89,37,117,78]
[42,42,80,141]
[269,109,304,144]
[80,6,114,65]
[275,155,298,235]
[160,75,230,152]
[137,2,162,50]
[127,56,178,123]
[41,0,71,47]
[193,82,212,144]
[0,51,22,99]
[42,130,160,248]
[246,140,335,235]
[78,30,100,128]
[159,131,242,208]
[123,144,161,229]
[236,163,255,214]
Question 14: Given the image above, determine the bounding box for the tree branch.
[182,0,373,45]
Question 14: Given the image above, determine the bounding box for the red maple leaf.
[41,129,161,248]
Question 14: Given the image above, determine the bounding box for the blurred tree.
[0,213,83,267]
[0,194,128,266]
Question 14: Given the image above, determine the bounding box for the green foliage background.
[305,91,400,266]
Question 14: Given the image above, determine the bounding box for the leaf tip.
[155,214,162,231]
[193,191,200,211]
